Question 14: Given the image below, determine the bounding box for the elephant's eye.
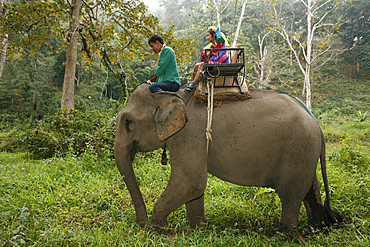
[125,119,133,132]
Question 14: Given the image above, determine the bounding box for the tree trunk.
[124,76,129,99]
[101,70,109,99]
[33,92,36,111]
[305,0,313,111]
[305,65,311,111]
[258,35,266,86]
[0,34,7,79]
[356,58,360,73]
[0,0,8,79]
[212,0,221,28]
[61,0,81,109]
[231,0,247,48]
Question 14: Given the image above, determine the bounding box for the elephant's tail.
[319,129,343,224]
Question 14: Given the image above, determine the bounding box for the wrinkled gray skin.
[114,83,341,235]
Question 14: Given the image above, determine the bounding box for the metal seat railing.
[202,47,245,94]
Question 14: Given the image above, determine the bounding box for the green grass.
[1,72,369,246]
[1,125,369,247]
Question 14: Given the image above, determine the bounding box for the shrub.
[328,135,370,173]
[319,66,340,76]
[1,103,123,159]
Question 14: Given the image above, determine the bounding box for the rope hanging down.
[183,68,215,155]
[206,79,214,155]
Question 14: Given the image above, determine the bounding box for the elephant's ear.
[153,93,188,141]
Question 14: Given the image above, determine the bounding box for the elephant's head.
[114,83,187,227]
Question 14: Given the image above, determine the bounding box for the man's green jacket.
[153,45,181,85]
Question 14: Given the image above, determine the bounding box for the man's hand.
[147,74,157,84]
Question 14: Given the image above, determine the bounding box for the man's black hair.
[148,34,164,45]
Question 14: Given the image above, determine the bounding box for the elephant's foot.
[186,193,205,229]
[144,221,167,234]
[277,225,306,243]
[187,215,205,230]
[187,219,205,231]
[277,223,303,239]
[149,216,168,233]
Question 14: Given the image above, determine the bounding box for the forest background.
[0,0,369,246]
[0,0,369,124]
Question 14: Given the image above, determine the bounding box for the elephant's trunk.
[114,145,149,227]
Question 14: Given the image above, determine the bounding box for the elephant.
[114,83,342,236]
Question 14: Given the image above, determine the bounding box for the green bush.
[1,103,123,159]
[319,66,340,76]
[328,135,370,173]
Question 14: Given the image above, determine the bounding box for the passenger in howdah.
[185,26,229,93]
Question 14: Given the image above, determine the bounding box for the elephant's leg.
[276,171,310,236]
[278,196,301,236]
[303,175,331,232]
[186,193,205,229]
[151,162,207,229]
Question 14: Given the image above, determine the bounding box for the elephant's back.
[249,88,281,97]
[229,88,313,123]
[206,88,322,186]
[186,87,319,137]
[248,88,301,105]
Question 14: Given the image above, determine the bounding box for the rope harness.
[183,67,217,155]
[203,67,221,155]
